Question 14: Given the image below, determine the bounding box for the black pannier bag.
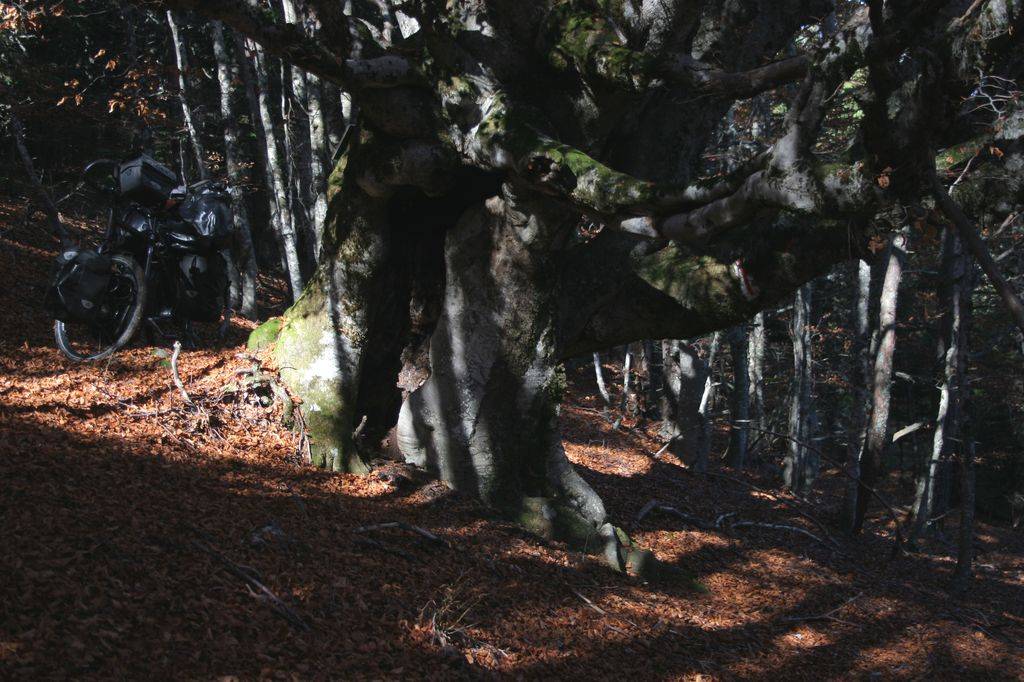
[174,252,228,322]
[178,183,234,251]
[117,154,178,207]
[44,249,113,323]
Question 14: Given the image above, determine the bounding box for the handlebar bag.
[117,154,178,207]
[43,249,114,323]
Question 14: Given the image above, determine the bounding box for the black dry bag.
[44,249,114,323]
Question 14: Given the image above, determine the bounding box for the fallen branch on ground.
[634,499,715,530]
[353,521,450,547]
[170,341,195,407]
[635,499,848,557]
[729,521,834,552]
[353,535,417,561]
[783,590,864,625]
[190,537,310,631]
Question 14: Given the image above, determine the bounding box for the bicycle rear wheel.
[55,254,146,362]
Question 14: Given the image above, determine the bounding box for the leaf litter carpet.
[1,201,1023,680]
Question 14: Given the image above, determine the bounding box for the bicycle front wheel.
[55,254,146,362]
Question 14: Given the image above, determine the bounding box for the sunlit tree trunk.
[211,21,258,318]
[747,311,766,454]
[854,230,909,534]
[246,39,304,302]
[166,10,207,180]
[592,352,611,409]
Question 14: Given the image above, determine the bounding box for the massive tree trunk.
[396,186,608,532]
[167,0,1024,570]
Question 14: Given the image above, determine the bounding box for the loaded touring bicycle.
[45,154,234,361]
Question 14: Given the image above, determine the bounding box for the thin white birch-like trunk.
[247,39,305,302]
[593,352,611,407]
[747,312,765,446]
[166,10,207,180]
[854,229,909,533]
[211,21,258,318]
[695,333,721,473]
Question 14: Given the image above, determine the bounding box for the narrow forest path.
[1,201,1022,679]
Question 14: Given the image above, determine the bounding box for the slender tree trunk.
[642,340,661,418]
[660,340,710,466]
[236,33,278,267]
[211,21,259,318]
[747,311,765,453]
[166,10,208,180]
[728,324,750,467]
[912,230,973,541]
[593,352,611,408]
[620,344,634,413]
[842,258,873,532]
[306,74,329,255]
[279,0,316,273]
[247,39,305,302]
[853,229,909,534]
[9,113,72,246]
[783,282,818,495]
[695,333,720,473]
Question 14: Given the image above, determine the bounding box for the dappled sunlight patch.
[3,197,1024,678]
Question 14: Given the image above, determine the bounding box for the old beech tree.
[143,0,1023,574]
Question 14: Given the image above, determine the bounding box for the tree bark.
[747,311,766,454]
[166,10,208,180]
[911,230,974,543]
[783,282,817,495]
[694,333,720,473]
[246,38,305,302]
[854,229,909,534]
[727,324,750,468]
[842,258,873,533]
[592,352,611,409]
[620,344,634,414]
[395,184,654,574]
[211,21,259,319]
[659,340,711,467]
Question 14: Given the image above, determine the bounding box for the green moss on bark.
[247,317,283,351]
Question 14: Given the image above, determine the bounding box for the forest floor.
[2,198,1024,680]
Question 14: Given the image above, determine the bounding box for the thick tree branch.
[659,54,810,99]
[148,0,419,88]
[8,112,73,246]
[929,169,1024,335]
